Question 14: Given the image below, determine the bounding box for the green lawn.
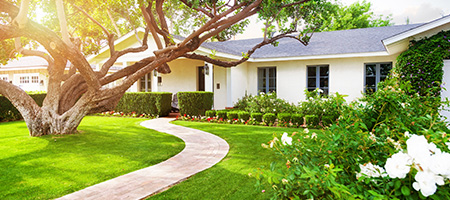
[0,116,184,200]
[150,121,314,200]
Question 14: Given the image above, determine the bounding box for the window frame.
[364,62,393,93]
[0,75,8,82]
[307,65,329,95]
[257,66,277,93]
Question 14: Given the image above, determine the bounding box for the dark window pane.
[366,77,376,87]
[269,78,275,88]
[308,88,315,92]
[269,68,276,78]
[308,67,316,77]
[380,64,392,76]
[320,66,329,76]
[366,65,376,76]
[308,78,316,87]
[320,78,328,87]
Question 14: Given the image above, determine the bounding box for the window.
[140,73,152,92]
[20,76,30,84]
[365,62,392,92]
[258,67,276,93]
[307,65,329,95]
[0,75,8,82]
[31,76,39,83]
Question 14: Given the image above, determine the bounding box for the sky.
[235,0,450,39]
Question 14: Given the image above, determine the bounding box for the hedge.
[205,110,216,118]
[238,111,250,121]
[291,113,304,126]
[227,111,239,120]
[178,91,213,116]
[0,93,46,122]
[251,112,263,122]
[216,110,228,119]
[305,115,320,127]
[277,113,292,124]
[263,113,276,125]
[115,92,172,117]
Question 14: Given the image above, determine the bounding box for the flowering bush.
[298,88,347,126]
[255,79,450,199]
[234,92,296,114]
[96,111,156,118]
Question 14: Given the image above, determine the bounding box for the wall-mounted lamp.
[204,64,210,75]
[39,80,44,86]
[153,70,158,77]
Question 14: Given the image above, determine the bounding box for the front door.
[198,66,205,91]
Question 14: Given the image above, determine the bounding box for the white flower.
[385,152,413,179]
[429,151,450,176]
[405,131,411,138]
[304,128,310,134]
[281,132,292,145]
[407,135,432,167]
[369,132,376,142]
[324,164,330,168]
[317,89,324,93]
[412,170,444,197]
[356,162,387,179]
[446,142,450,150]
[311,132,317,139]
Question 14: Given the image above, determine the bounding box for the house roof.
[0,56,48,71]
[201,24,423,59]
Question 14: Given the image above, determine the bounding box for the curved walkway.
[57,118,229,200]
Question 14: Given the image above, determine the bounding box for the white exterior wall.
[246,55,399,104]
[159,59,203,94]
[230,63,249,106]
[214,66,228,109]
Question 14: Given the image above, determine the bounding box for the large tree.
[317,0,392,32]
[0,0,331,136]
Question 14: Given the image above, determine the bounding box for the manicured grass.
[150,121,317,200]
[0,116,184,200]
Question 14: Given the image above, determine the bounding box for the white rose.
[281,132,292,145]
[412,170,444,197]
[385,152,412,179]
[429,151,450,176]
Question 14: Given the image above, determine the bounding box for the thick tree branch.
[56,0,72,46]
[12,0,30,28]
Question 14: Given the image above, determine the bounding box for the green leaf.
[401,185,410,196]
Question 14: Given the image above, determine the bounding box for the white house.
[2,15,450,110]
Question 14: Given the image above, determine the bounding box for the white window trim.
[0,74,8,82]
[307,65,330,95]
[364,62,393,92]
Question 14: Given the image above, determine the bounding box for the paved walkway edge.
[57,118,230,200]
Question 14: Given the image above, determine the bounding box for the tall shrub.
[178,91,213,116]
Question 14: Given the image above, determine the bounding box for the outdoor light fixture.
[204,64,210,75]
[39,80,44,86]
[153,70,158,77]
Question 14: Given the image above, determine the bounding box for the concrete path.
[57,118,229,200]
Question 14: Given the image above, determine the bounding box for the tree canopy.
[317,0,392,32]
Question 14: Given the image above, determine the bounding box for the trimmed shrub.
[251,112,263,122]
[178,91,213,116]
[263,113,276,125]
[216,110,228,120]
[115,92,172,116]
[305,115,319,127]
[227,111,239,120]
[0,93,46,122]
[277,113,292,124]
[205,110,216,118]
[238,111,250,121]
[291,113,304,126]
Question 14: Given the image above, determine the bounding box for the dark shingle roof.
[201,24,422,58]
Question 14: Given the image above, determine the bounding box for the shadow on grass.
[0,116,184,200]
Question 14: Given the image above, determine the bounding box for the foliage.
[0,93,46,122]
[238,111,250,121]
[205,110,216,118]
[115,92,172,117]
[178,91,213,116]
[263,113,276,126]
[252,112,263,123]
[256,78,450,199]
[96,111,156,118]
[299,88,348,124]
[317,0,392,32]
[0,116,184,199]
[216,110,228,120]
[291,113,304,127]
[395,30,450,96]
[227,111,239,120]
[277,113,292,125]
[304,115,319,127]
[234,92,295,114]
